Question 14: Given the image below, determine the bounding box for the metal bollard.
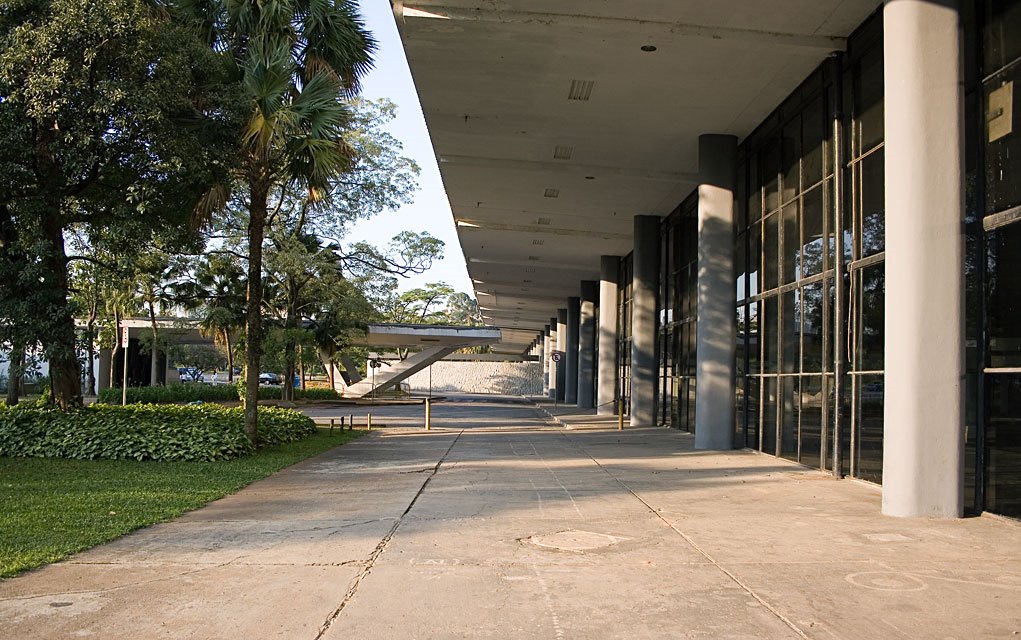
[425,398,432,431]
[367,413,372,431]
[330,418,335,435]
[618,399,624,431]
[349,414,354,430]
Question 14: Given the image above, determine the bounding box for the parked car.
[259,372,281,385]
[177,367,204,383]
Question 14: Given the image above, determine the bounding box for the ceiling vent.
[536,217,552,225]
[567,79,595,101]
[523,279,533,283]
[532,239,545,246]
[553,145,574,160]
[543,188,560,198]
[527,256,541,261]
[524,267,536,273]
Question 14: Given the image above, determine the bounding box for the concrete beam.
[439,154,698,184]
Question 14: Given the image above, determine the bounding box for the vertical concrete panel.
[97,349,112,391]
[548,319,558,400]
[695,134,738,450]
[556,309,567,402]
[543,325,551,396]
[882,0,964,518]
[598,256,621,415]
[578,280,598,409]
[630,216,660,426]
[565,297,580,404]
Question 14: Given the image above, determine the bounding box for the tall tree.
[0,0,238,408]
[175,0,376,442]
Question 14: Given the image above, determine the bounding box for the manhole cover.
[527,530,628,552]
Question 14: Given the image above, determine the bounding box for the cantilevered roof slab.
[393,0,881,353]
[357,323,502,348]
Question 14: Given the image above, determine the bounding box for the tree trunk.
[110,310,121,386]
[5,338,25,406]
[148,301,160,386]
[85,317,96,396]
[282,303,297,402]
[40,213,81,410]
[244,182,269,444]
[299,344,306,391]
[225,329,234,383]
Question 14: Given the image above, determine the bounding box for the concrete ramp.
[343,345,460,398]
[344,324,502,398]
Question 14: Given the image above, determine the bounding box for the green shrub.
[0,404,316,462]
[96,384,343,405]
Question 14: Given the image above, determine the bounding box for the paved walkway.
[2,398,1019,639]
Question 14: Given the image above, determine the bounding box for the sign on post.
[551,352,562,363]
[120,326,129,349]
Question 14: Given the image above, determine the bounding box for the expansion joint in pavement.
[313,430,465,640]
[557,431,813,640]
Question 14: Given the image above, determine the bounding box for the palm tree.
[194,255,246,382]
[176,0,375,442]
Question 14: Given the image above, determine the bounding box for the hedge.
[95,383,343,405]
[0,404,316,462]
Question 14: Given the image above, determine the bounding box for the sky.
[347,1,473,295]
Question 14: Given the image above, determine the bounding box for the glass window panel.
[748,301,761,374]
[985,373,1021,518]
[802,185,825,278]
[825,178,836,271]
[764,138,781,213]
[748,156,763,223]
[802,283,825,372]
[763,377,778,455]
[800,376,824,468]
[780,376,800,462]
[736,305,747,377]
[782,119,801,204]
[749,226,761,297]
[803,96,826,187]
[764,212,779,291]
[782,203,799,284]
[857,264,885,372]
[782,289,800,374]
[736,232,747,303]
[746,377,760,450]
[860,148,885,257]
[855,48,885,154]
[984,66,1021,215]
[983,0,1021,74]
[763,297,779,374]
[855,374,884,484]
[987,222,1021,367]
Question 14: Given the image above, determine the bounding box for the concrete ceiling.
[393,0,880,354]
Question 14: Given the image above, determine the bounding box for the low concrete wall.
[405,360,542,396]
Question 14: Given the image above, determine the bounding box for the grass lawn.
[0,427,366,579]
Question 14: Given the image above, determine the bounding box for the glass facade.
[621,5,1021,518]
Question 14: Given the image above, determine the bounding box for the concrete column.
[598,256,620,415]
[548,319,558,399]
[578,280,598,409]
[630,215,660,426]
[695,134,738,450]
[882,0,964,518]
[565,297,580,404]
[556,309,567,402]
[98,348,112,391]
[542,325,551,396]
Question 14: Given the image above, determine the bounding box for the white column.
[556,309,567,402]
[882,0,964,518]
[543,325,551,396]
[597,256,620,415]
[695,134,738,450]
[548,318,558,399]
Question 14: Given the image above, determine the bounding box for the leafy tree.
[445,292,483,326]
[0,0,239,408]
[192,254,246,382]
[172,0,376,442]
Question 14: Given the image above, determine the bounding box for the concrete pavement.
[1,397,1019,639]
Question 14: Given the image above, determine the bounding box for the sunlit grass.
[0,428,366,578]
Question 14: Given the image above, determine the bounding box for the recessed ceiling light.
[641,45,657,52]
[585,176,595,180]
[527,256,540,261]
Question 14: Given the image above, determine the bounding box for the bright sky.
[348,1,472,295]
